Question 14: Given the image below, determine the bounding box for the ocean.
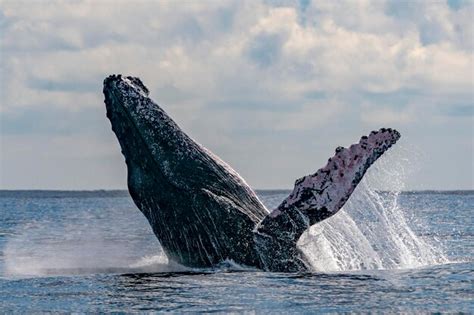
[0,186,472,312]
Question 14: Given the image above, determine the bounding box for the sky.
[0,0,473,190]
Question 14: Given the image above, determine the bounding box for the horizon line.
[0,188,473,192]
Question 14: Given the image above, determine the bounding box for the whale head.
[104,75,168,169]
[103,74,201,189]
[103,74,265,195]
[103,74,268,268]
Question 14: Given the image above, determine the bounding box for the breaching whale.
[104,74,401,272]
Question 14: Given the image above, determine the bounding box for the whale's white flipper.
[254,128,401,271]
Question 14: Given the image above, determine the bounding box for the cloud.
[360,105,415,125]
[0,0,473,189]
[247,32,284,67]
[443,104,474,117]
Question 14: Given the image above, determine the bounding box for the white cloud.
[361,105,415,125]
[0,0,472,189]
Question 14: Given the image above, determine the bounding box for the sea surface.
[0,188,472,313]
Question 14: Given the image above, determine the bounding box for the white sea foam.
[299,144,449,272]
[3,220,184,277]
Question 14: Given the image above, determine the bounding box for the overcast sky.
[0,0,473,190]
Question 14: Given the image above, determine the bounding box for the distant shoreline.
[0,189,472,198]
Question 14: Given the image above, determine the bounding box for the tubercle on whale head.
[104,74,149,97]
[103,74,184,164]
[103,74,154,130]
[103,74,190,192]
[103,74,150,128]
[103,75,154,166]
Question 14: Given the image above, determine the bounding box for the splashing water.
[2,144,449,277]
[299,144,449,272]
[3,221,181,277]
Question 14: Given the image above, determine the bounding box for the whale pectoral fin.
[254,128,400,271]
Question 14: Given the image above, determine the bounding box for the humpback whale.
[104,74,400,272]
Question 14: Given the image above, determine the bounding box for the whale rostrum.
[104,74,401,272]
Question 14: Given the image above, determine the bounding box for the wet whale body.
[104,74,401,272]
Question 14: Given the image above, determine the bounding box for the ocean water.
[0,185,472,312]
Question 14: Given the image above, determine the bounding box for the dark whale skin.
[103,74,401,272]
[104,75,268,268]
